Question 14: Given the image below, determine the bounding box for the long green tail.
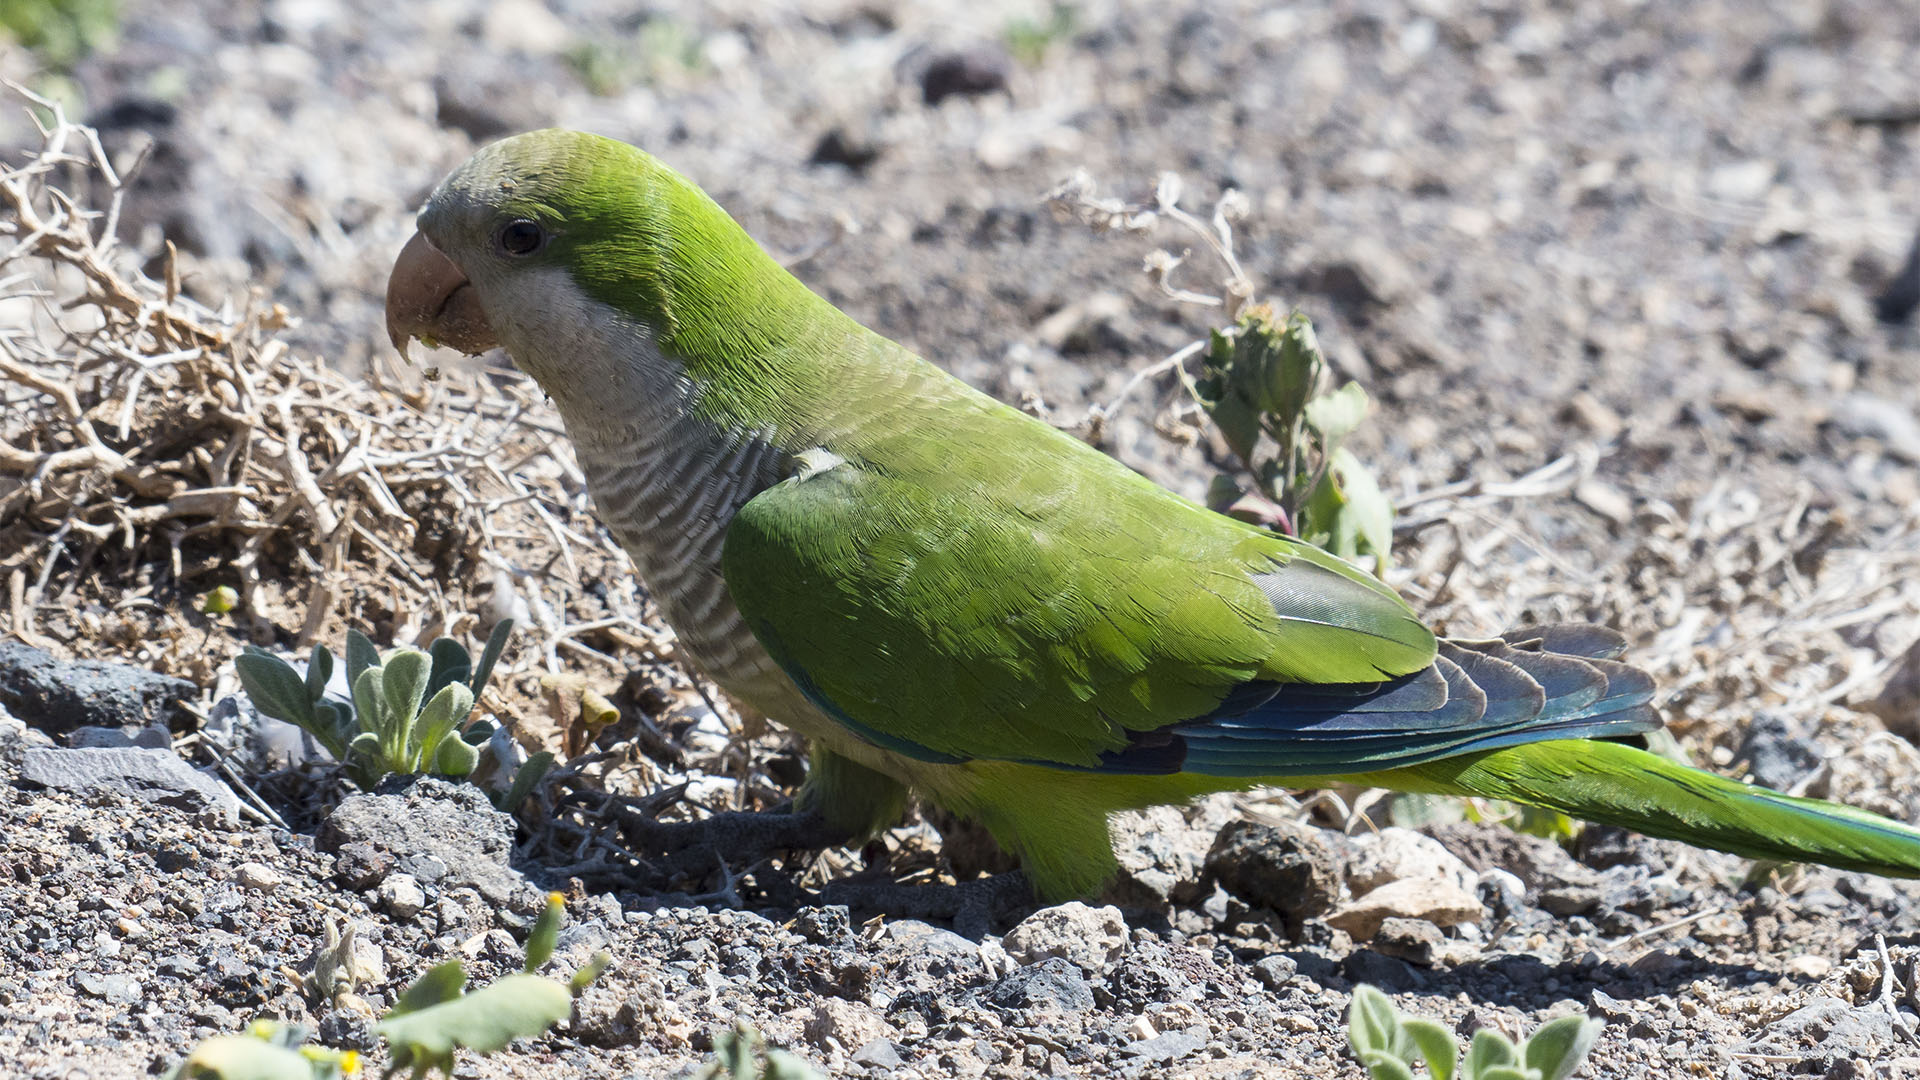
[1364,739,1920,877]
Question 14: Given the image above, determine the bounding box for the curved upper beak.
[384,230,499,359]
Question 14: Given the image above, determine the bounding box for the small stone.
[1326,878,1484,940]
[792,906,852,945]
[331,842,394,890]
[1477,869,1527,918]
[1540,884,1602,916]
[1346,828,1477,897]
[1205,820,1345,921]
[804,998,887,1051]
[981,958,1094,1016]
[1788,955,1834,979]
[1343,949,1426,991]
[75,973,141,1003]
[1692,911,1748,945]
[1372,917,1444,966]
[234,862,281,892]
[378,873,426,920]
[1123,1031,1204,1064]
[918,45,1013,106]
[1003,902,1127,974]
[1252,954,1297,991]
[851,1038,903,1068]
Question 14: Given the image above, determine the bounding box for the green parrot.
[385,130,1920,902]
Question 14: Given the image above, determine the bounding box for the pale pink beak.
[384,231,498,358]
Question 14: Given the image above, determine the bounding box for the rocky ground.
[4,0,1920,1077]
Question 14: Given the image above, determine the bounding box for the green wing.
[719,422,1435,769]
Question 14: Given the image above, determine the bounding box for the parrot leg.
[821,871,1035,939]
[605,747,907,890]
[611,805,853,883]
[795,745,911,839]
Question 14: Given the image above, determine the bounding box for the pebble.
[378,873,426,920]
[1326,878,1485,940]
[1205,820,1345,921]
[1346,828,1477,898]
[234,862,281,892]
[1002,901,1127,974]
[804,998,888,1051]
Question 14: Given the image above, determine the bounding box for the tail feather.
[1388,739,1920,878]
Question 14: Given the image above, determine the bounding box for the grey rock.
[1204,820,1344,921]
[66,724,171,749]
[21,746,239,822]
[1343,948,1425,991]
[1003,901,1127,974]
[1875,224,1920,323]
[316,777,533,910]
[378,873,427,920]
[1252,954,1297,991]
[0,642,198,736]
[1123,1031,1204,1063]
[981,958,1094,1016]
[852,1037,903,1068]
[916,45,1013,107]
[1372,917,1443,966]
[234,861,281,892]
[792,905,852,945]
[1756,995,1905,1058]
[1734,710,1823,790]
[1832,394,1920,464]
[75,973,142,1003]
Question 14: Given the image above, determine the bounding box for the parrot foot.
[610,806,854,885]
[820,870,1036,939]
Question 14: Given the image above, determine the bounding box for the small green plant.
[1004,3,1076,67]
[1348,984,1602,1080]
[168,1020,356,1080]
[694,1023,827,1080]
[235,620,536,795]
[170,893,611,1080]
[1,0,120,68]
[1197,307,1394,571]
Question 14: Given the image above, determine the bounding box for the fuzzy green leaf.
[1304,380,1370,447]
[498,751,554,813]
[425,637,472,700]
[1522,1016,1602,1080]
[434,735,479,776]
[235,653,316,731]
[1360,1051,1417,1080]
[1403,1018,1459,1080]
[351,667,387,755]
[1475,1068,1538,1080]
[472,618,515,696]
[1348,985,1409,1060]
[344,629,378,690]
[411,682,475,771]
[376,972,573,1063]
[569,951,611,997]
[381,649,433,727]
[386,961,467,1019]
[303,644,334,704]
[524,893,565,974]
[165,1032,328,1080]
[1463,1030,1522,1078]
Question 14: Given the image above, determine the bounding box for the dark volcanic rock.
[20,746,239,822]
[0,643,197,736]
[316,776,535,911]
[1204,820,1344,921]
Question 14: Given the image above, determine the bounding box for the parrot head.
[385,129,716,417]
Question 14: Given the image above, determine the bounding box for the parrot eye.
[496,220,546,256]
